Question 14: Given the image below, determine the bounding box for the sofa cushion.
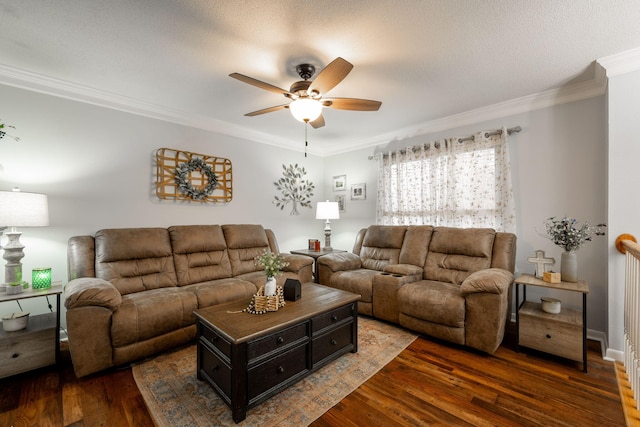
[359,225,407,271]
[424,227,496,285]
[398,280,466,328]
[169,225,233,286]
[329,269,375,303]
[222,224,271,276]
[111,287,198,347]
[182,278,257,307]
[95,228,178,295]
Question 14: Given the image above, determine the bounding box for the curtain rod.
[368,125,522,160]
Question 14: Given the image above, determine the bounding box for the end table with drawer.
[0,285,62,378]
[514,273,588,372]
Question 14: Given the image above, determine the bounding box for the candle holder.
[32,267,52,289]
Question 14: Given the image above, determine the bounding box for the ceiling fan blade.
[229,73,293,97]
[310,114,325,129]
[245,104,289,116]
[307,57,353,96]
[323,98,382,111]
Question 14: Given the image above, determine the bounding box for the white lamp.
[0,189,49,290]
[316,200,340,250]
[289,98,323,123]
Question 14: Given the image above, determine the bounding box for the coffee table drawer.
[248,343,309,401]
[312,321,354,366]
[200,323,232,360]
[247,322,308,361]
[199,344,232,401]
[312,303,356,334]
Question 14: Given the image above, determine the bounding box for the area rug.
[133,316,417,427]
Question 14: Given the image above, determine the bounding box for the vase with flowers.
[543,216,606,282]
[254,250,289,296]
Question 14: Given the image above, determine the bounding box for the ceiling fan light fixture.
[289,98,323,123]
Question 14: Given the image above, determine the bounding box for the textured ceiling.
[1,1,639,155]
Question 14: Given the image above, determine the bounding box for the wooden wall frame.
[156,148,232,202]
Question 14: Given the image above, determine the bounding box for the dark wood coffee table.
[194,282,360,423]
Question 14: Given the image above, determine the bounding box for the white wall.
[326,96,609,334]
[0,84,326,326]
[607,69,640,357]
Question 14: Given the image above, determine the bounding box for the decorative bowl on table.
[2,311,30,332]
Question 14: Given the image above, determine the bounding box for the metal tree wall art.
[273,164,314,215]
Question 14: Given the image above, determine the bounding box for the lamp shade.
[316,201,340,220]
[289,98,323,123]
[0,190,49,227]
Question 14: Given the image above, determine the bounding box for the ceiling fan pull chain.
[304,122,308,157]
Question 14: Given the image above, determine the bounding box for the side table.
[514,274,588,372]
[0,285,62,378]
[290,248,346,283]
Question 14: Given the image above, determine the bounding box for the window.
[376,129,516,233]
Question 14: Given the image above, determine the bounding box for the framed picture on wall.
[351,183,366,200]
[332,175,346,192]
[335,195,346,212]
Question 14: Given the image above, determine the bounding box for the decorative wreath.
[175,158,218,200]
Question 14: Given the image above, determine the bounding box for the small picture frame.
[335,195,346,212]
[332,175,346,192]
[351,183,366,200]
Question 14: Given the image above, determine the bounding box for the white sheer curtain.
[376,127,516,233]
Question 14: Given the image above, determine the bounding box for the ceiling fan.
[229,57,381,129]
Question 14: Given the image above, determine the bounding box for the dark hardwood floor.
[0,326,626,427]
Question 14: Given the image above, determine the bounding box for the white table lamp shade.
[0,191,49,227]
[316,201,339,220]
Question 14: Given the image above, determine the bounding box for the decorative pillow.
[459,268,513,296]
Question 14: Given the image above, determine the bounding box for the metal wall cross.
[527,250,555,278]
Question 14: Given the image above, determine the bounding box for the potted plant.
[543,216,606,282]
[254,250,289,296]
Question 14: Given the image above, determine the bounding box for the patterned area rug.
[133,316,417,427]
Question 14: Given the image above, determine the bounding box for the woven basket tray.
[244,285,286,314]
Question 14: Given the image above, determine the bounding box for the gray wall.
[0,83,610,344]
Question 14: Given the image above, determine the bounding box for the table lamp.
[0,189,49,291]
[316,200,339,250]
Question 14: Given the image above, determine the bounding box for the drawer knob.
[546,334,552,339]
[277,366,284,374]
[276,336,284,344]
[331,315,338,322]
[330,339,337,346]
[11,353,19,359]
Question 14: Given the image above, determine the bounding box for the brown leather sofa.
[317,225,516,354]
[64,224,313,377]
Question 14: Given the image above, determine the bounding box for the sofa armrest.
[318,252,362,271]
[65,277,123,311]
[279,253,314,273]
[459,268,513,296]
[383,263,423,279]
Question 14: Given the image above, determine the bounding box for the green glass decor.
[32,267,52,289]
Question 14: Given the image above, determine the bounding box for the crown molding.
[0,63,300,152]
[597,47,640,77]
[321,66,607,157]
[0,62,607,158]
